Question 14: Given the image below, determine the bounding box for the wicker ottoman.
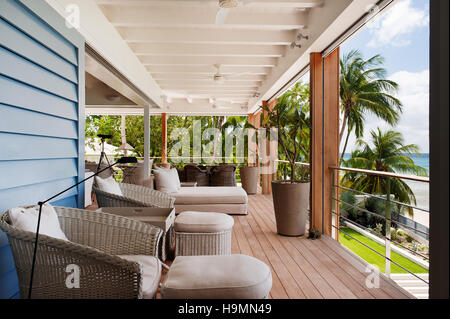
[161,254,272,299]
[174,211,234,256]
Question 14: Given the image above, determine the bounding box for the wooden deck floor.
[88,193,414,299]
[233,194,414,299]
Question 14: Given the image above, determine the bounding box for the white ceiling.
[47,0,381,115]
[94,0,323,111]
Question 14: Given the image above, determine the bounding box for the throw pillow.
[95,175,122,196]
[153,167,180,193]
[8,203,69,241]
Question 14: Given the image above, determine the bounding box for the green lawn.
[339,227,428,274]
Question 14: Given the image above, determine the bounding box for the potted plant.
[262,82,311,236]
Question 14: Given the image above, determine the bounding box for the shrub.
[390,227,397,241]
[406,235,414,243]
[396,229,405,237]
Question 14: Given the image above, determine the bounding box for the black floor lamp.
[28,156,137,299]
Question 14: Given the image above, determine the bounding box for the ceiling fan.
[213,64,249,84]
[215,0,256,25]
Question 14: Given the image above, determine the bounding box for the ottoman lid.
[161,254,272,299]
[174,211,234,233]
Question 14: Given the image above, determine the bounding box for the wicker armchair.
[93,183,175,208]
[0,206,163,299]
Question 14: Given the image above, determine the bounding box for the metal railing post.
[385,177,391,276]
[331,168,338,241]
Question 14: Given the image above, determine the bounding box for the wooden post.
[323,48,340,238]
[161,112,167,164]
[310,48,340,236]
[310,52,324,233]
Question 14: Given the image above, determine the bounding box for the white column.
[144,104,151,178]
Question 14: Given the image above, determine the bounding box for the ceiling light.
[296,32,309,41]
[187,97,193,104]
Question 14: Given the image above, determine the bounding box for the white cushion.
[174,211,234,233]
[95,175,122,196]
[161,254,272,299]
[118,255,161,299]
[8,203,69,241]
[153,167,180,193]
[173,187,248,205]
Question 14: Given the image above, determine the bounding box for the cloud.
[366,0,429,48]
[343,69,429,153]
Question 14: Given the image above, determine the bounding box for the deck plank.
[87,192,414,299]
[244,193,414,299]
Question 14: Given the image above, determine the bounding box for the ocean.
[342,153,430,227]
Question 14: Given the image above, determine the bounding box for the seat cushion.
[161,254,272,299]
[174,211,234,233]
[172,187,248,205]
[118,255,161,299]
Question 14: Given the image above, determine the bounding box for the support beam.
[130,43,285,58]
[161,112,168,164]
[119,27,295,46]
[310,49,340,236]
[141,56,278,67]
[101,6,307,30]
[310,52,323,234]
[147,65,271,75]
[95,0,324,8]
[323,48,340,238]
[144,104,151,177]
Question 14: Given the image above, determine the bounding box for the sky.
[340,0,430,153]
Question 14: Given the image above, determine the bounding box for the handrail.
[330,166,429,183]
[330,165,430,283]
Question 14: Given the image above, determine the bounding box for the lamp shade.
[117,143,134,151]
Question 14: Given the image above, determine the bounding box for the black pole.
[27,157,136,299]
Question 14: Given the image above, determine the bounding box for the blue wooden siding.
[0,0,85,299]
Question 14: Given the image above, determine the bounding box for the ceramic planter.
[271,180,310,236]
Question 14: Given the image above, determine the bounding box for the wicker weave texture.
[174,230,231,256]
[94,183,175,209]
[0,206,163,299]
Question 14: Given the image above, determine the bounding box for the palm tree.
[341,128,428,216]
[340,50,403,163]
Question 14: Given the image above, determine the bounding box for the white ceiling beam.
[153,74,265,81]
[96,0,323,9]
[119,28,296,45]
[147,65,271,75]
[161,83,258,91]
[141,56,278,67]
[101,6,308,30]
[157,79,261,86]
[129,43,285,58]
[164,89,257,94]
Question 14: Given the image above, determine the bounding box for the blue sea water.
[342,153,429,172]
[342,153,430,226]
